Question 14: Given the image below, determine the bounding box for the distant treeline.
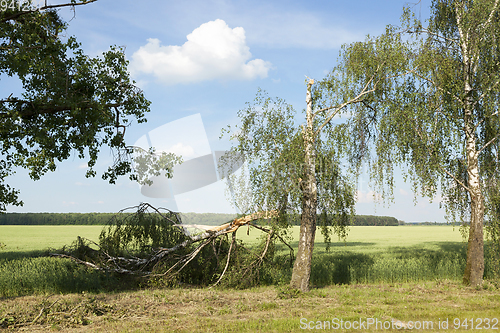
[283,214,399,226]
[0,212,399,226]
[352,215,399,226]
[0,213,117,225]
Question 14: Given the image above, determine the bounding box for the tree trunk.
[290,79,317,292]
[463,143,485,286]
[458,12,484,286]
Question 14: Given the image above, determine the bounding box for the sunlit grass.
[0,225,484,297]
[1,281,499,332]
[0,225,102,252]
[0,225,465,253]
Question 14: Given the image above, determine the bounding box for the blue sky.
[5,0,447,222]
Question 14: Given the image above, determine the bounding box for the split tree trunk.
[460,30,484,286]
[290,79,317,292]
[463,129,485,286]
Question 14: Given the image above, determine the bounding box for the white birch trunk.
[290,79,318,292]
[458,10,485,285]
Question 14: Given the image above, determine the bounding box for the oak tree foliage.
[0,0,161,211]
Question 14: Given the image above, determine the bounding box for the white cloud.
[356,190,382,203]
[399,189,409,196]
[167,143,195,159]
[130,19,272,85]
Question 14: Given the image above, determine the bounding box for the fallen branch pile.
[51,203,294,287]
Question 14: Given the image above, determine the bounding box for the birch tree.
[224,75,383,291]
[335,0,500,286]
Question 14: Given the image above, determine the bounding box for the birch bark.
[290,79,318,291]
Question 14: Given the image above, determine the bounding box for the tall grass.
[0,254,126,297]
[310,244,468,285]
[0,226,495,297]
[309,252,465,286]
[0,245,490,297]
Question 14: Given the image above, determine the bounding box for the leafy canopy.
[0,1,156,211]
[333,1,500,225]
[222,88,355,245]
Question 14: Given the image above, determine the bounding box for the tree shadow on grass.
[286,241,376,250]
[311,251,375,286]
[387,241,465,255]
[309,242,473,286]
[0,250,50,261]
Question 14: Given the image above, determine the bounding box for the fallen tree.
[51,203,294,288]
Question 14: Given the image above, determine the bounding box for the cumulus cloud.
[130,19,272,85]
[399,189,409,196]
[167,143,195,159]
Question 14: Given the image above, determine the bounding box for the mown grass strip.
[1,281,499,332]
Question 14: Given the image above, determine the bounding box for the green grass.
[1,225,499,331]
[0,224,466,252]
[0,225,102,252]
[0,225,488,297]
[0,256,125,297]
[0,224,465,253]
[1,281,499,332]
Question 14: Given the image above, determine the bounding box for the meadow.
[1,224,499,332]
[0,224,472,297]
[0,224,464,253]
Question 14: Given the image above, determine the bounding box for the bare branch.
[249,222,294,260]
[414,26,459,45]
[50,253,105,271]
[478,134,500,156]
[0,0,98,23]
[209,232,236,288]
[314,82,379,136]
[314,63,419,137]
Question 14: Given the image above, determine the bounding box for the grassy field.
[0,225,103,253]
[0,224,474,294]
[1,225,499,331]
[1,281,499,332]
[0,224,465,253]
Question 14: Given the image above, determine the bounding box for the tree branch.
[412,26,459,46]
[0,99,122,119]
[404,109,472,194]
[477,134,500,156]
[481,0,500,34]
[314,73,380,137]
[412,71,464,106]
[209,231,236,288]
[0,0,98,23]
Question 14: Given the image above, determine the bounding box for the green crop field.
[0,224,472,294]
[1,225,499,332]
[0,224,465,253]
[0,225,103,252]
